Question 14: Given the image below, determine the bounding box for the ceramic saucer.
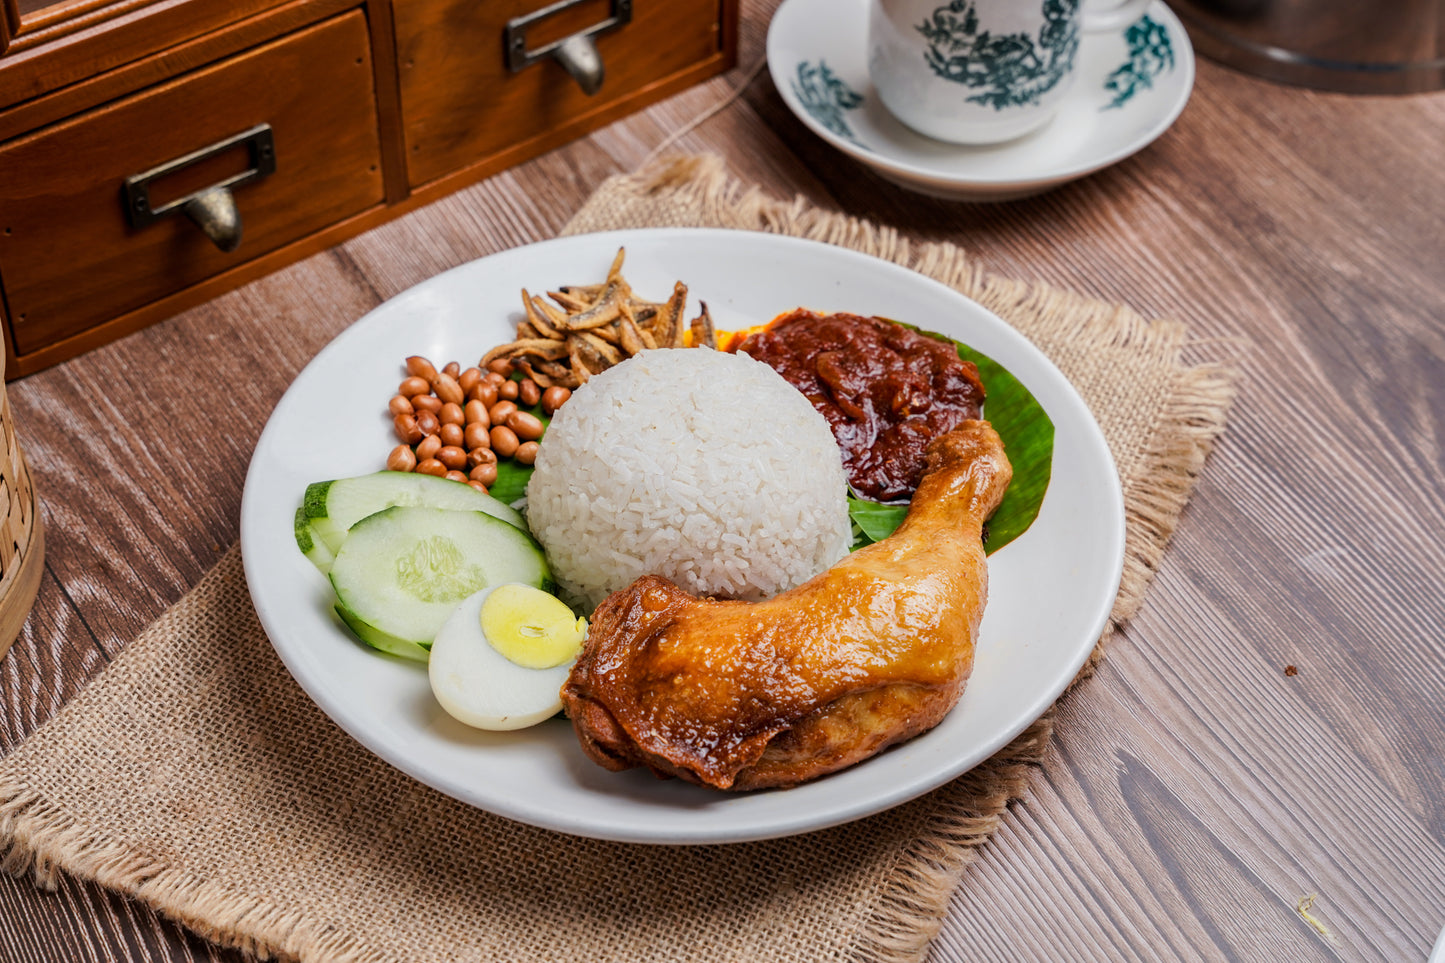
[767,0,1195,201]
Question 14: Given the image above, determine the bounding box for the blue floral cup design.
[869,0,1151,144]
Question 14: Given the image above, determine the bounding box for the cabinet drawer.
[0,11,384,357]
[396,0,724,188]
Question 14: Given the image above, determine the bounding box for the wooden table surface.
[3,1,1444,960]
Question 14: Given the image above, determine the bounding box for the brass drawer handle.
[505,0,633,96]
[122,124,276,253]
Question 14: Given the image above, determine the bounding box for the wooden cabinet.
[0,0,737,377]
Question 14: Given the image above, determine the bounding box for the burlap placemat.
[0,155,1236,963]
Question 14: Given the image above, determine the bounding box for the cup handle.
[1082,0,1152,32]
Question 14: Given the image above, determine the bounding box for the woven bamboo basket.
[0,352,43,662]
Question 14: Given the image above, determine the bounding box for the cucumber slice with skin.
[304,471,526,554]
[334,601,430,663]
[328,506,551,651]
[294,506,337,574]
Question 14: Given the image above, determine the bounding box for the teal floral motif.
[916,0,1080,111]
[792,61,865,142]
[1101,15,1174,110]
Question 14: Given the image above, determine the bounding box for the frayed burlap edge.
[0,553,381,963]
[0,788,356,963]
[567,155,1238,963]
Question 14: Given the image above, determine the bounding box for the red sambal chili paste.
[739,309,985,502]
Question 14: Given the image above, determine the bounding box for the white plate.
[241,228,1125,844]
[767,0,1195,201]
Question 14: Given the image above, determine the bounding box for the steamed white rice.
[525,348,851,612]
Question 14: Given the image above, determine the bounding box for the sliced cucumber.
[303,471,526,555]
[328,506,550,652]
[294,506,337,573]
[334,601,430,663]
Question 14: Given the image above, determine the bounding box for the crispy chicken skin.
[561,420,1013,790]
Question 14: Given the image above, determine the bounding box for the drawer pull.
[122,124,276,253]
[505,0,632,96]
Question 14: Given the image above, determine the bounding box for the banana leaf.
[848,326,1054,555]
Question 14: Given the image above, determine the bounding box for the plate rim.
[241,226,1126,844]
[765,0,1195,195]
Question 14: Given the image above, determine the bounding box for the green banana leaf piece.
[848,325,1054,555]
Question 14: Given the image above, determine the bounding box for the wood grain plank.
[0,564,108,751]
[0,869,248,963]
[582,67,843,213]
[936,617,1444,961]
[931,428,1445,960]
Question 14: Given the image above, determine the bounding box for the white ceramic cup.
[869,0,1153,144]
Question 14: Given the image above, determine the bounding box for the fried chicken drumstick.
[561,420,1013,790]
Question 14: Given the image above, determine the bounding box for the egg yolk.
[479,584,587,669]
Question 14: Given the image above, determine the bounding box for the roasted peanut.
[406,356,437,381]
[488,400,518,425]
[467,447,498,469]
[463,399,490,426]
[471,382,500,408]
[442,361,461,379]
[416,434,442,461]
[514,441,540,465]
[518,378,542,407]
[486,358,514,376]
[437,446,467,471]
[490,425,520,457]
[387,445,418,472]
[432,372,465,406]
[463,422,491,451]
[506,410,544,441]
[498,379,519,402]
[458,367,483,393]
[415,409,441,436]
[400,375,430,397]
[541,386,572,414]
[439,402,465,426]
[466,480,489,495]
[439,422,465,448]
[416,458,447,477]
[411,394,443,415]
[388,394,414,417]
[445,470,469,484]
[469,461,498,486]
[394,413,423,445]
[483,371,507,387]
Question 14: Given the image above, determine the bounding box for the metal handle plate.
[122,124,275,253]
[505,0,632,95]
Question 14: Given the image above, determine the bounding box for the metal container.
[1166,0,1445,93]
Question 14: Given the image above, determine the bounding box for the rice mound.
[526,348,852,612]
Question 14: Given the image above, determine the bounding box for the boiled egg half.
[428,583,587,730]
